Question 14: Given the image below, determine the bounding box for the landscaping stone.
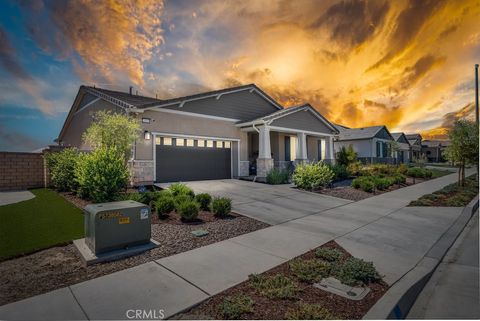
[191,229,209,237]
[314,277,370,301]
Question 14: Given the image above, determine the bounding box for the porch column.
[295,132,308,164]
[326,136,335,164]
[256,125,273,178]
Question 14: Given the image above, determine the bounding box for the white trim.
[74,98,100,115]
[84,87,134,110]
[264,126,336,137]
[151,132,240,142]
[147,107,241,122]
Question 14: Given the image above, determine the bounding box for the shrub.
[212,197,232,217]
[392,173,406,184]
[168,183,195,198]
[195,193,212,211]
[289,259,331,283]
[44,148,80,192]
[373,177,391,190]
[407,167,433,178]
[352,176,375,192]
[409,199,434,206]
[124,192,145,203]
[334,257,381,286]
[346,161,363,176]
[174,194,193,210]
[154,196,175,216]
[315,247,343,262]
[329,164,350,180]
[176,199,199,221]
[285,303,335,320]
[445,194,472,207]
[266,168,289,185]
[336,145,357,166]
[292,162,334,190]
[397,163,408,175]
[220,294,254,319]
[249,274,298,299]
[75,147,129,202]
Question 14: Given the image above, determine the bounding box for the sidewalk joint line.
[153,261,211,296]
[68,287,91,321]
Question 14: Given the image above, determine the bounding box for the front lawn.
[408,175,479,207]
[0,189,84,260]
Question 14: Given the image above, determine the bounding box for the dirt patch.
[0,213,268,306]
[177,241,389,320]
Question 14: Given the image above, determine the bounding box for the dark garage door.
[155,140,231,183]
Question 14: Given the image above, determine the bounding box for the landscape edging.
[363,195,479,320]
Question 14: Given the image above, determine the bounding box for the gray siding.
[77,93,98,110]
[270,110,333,133]
[396,134,409,144]
[374,127,393,140]
[161,90,279,121]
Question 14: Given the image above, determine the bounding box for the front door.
[285,136,291,161]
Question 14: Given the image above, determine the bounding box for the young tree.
[443,120,479,186]
[336,145,358,166]
[82,110,141,160]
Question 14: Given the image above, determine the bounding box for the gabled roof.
[85,86,164,108]
[336,125,393,141]
[391,132,410,145]
[236,103,339,134]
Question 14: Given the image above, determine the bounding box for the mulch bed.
[317,177,427,201]
[0,205,268,306]
[178,241,388,320]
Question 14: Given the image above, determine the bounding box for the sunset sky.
[0,0,479,151]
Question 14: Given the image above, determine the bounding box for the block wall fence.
[0,152,49,191]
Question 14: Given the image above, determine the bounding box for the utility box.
[84,200,151,255]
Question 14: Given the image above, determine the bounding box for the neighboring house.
[405,133,423,161]
[57,84,338,185]
[391,132,411,164]
[421,140,451,163]
[334,124,395,164]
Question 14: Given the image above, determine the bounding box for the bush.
[289,259,331,283]
[292,162,334,190]
[168,183,195,198]
[409,199,434,206]
[373,177,391,190]
[195,193,212,211]
[212,197,232,217]
[346,161,363,176]
[249,274,298,299]
[315,247,343,262]
[392,173,406,184]
[220,294,254,319]
[397,163,408,175]
[334,257,381,286]
[75,147,129,202]
[445,194,472,207]
[285,303,335,320]
[336,145,357,166]
[154,196,175,216]
[407,167,433,178]
[352,176,375,192]
[44,148,80,192]
[266,168,289,185]
[329,164,350,180]
[174,194,193,210]
[176,199,199,221]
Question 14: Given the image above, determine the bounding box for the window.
[197,140,205,147]
[215,141,223,148]
[142,118,151,123]
[224,141,231,149]
[186,139,194,147]
[163,137,172,145]
[206,140,214,148]
[176,138,185,146]
[376,141,381,157]
[155,137,161,145]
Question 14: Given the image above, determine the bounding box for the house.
[333,124,395,164]
[391,132,411,163]
[57,84,338,185]
[421,140,451,163]
[405,133,423,161]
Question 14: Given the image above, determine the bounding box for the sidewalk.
[407,211,479,319]
[0,170,474,320]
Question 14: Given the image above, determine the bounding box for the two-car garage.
[154,135,234,183]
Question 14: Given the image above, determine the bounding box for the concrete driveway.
[184,179,352,225]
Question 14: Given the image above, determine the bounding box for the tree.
[336,145,358,166]
[82,110,141,160]
[443,120,479,186]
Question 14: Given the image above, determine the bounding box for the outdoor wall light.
[144,131,151,140]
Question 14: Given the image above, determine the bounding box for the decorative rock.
[191,229,209,237]
[314,277,370,301]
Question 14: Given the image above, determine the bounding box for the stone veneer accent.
[256,158,274,178]
[239,161,250,177]
[275,161,292,172]
[128,160,154,186]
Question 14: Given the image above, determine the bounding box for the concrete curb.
[364,195,479,320]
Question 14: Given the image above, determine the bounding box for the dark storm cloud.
[368,0,447,70]
[312,0,389,47]
[398,54,446,90]
[440,102,475,128]
[0,27,32,80]
[438,25,458,39]
[364,99,387,109]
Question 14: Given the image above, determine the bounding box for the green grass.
[429,168,453,178]
[0,189,84,260]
